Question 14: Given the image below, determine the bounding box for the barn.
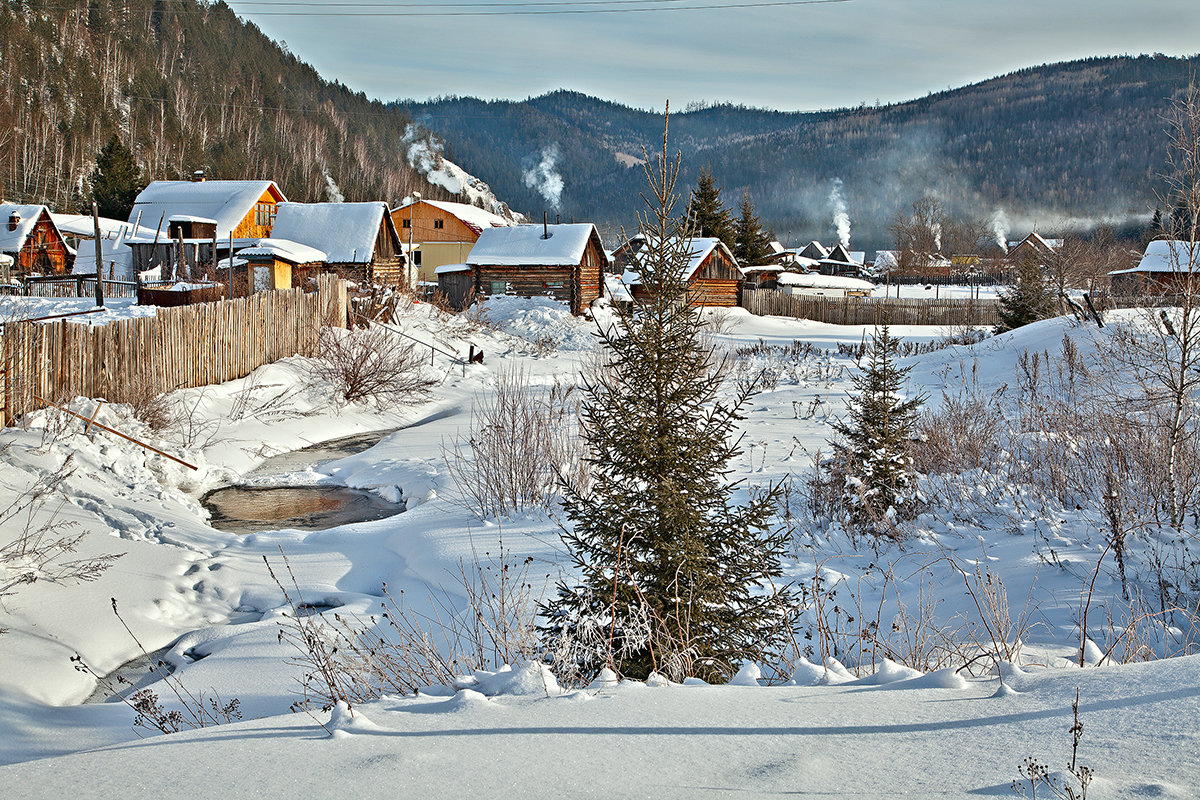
[266,202,406,288]
[464,223,606,316]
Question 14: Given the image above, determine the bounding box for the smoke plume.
[523,144,564,211]
[828,178,851,248]
[990,208,1009,252]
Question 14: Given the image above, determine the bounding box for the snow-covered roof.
[50,213,155,240]
[874,250,899,267]
[618,237,735,283]
[238,238,327,264]
[768,240,786,254]
[393,198,514,235]
[466,223,599,267]
[128,180,284,239]
[1111,240,1200,275]
[168,214,219,225]
[0,204,52,252]
[823,244,863,266]
[777,272,875,290]
[434,262,471,275]
[605,272,633,302]
[268,202,391,263]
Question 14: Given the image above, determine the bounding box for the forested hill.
[0,0,464,212]
[398,55,1200,249]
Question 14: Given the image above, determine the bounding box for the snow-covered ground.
[0,294,1196,797]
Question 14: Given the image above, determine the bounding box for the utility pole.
[408,191,420,290]
[91,202,105,308]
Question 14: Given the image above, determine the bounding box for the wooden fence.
[1,274,347,425]
[741,289,1002,327]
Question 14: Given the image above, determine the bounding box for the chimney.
[8,212,20,232]
[191,170,206,183]
[542,211,550,240]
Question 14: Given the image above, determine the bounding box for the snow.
[618,237,734,283]
[1113,239,1200,275]
[267,202,391,263]
[0,294,1198,795]
[0,203,51,252]
[434,262,470,275]
[238,237,328,264]
[777,272,874,290]
[466,223,598,267]
[128,181,284,239]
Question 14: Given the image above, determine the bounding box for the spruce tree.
[996,257,1056,332]
[685,166,732,248]
[541,118,794,684]
[732,190,774,266]
[829,325,924,539]
[89,135,142,220]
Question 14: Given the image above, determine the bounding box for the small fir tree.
[996,256,1056,332]
[541,116,795,684]
[732,190,774,266]
[829,325,924,538]
[89,135,142,220]
[685,166,733,248]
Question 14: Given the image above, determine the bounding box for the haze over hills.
[398,55,1200,250]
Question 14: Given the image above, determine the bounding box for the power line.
[28,0,851,15]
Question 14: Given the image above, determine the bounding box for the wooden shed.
[465,223,606,316]
[0,204,73,275]
[1110,240,1200,294]
[625,237,743,307]
[236,238,328,294]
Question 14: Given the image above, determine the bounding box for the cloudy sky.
[229,0,1200,110]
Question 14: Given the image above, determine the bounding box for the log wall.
[0,275,347,425]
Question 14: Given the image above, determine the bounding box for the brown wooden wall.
[742,288,1001,327]
[14,210,71,275]
[392,201,482,245]
[689,278,741,307]
[229,186,286,240]
[474,265,578,312]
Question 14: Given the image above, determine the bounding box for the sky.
[227,0,1200,111]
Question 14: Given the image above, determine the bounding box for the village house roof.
[618,237,738,285]
[778,272,875,291]
[392,198,514,236]
[128,180,285,239]
[238,238,328,265]
[51,213,153,240]
[434,262,471,275]
[0,204,54,253]
[823,244,864,267]
[1110,240,1200,275]
[466,223,600,266]
[268,202,394,264]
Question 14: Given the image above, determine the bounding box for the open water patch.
[202,485,405,534]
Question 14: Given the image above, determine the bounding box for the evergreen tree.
[541,119,794,684]
[732,191,774,265]
[685,166,732,247]
[88,135,142,220]
[996,257,1057,332]
[829,326,924,538]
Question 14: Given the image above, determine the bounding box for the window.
[490,280,508,295]
[413,251,422,266]
[403,218,411,228]
[255,202,275,228]
[433,219,444,229]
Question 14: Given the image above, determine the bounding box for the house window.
[433,219,444,229]
[413,251,422,266]
[490,280,508,295]
[255,202,275,228]
[403,218,412,228]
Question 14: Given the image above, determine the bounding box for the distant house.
[818,244,865,277]
[391,198,515,285]
[126,179,287,275]
[621,237,743,307]
[464,223,606,315]
[1006,232,1062,266]
[1109,240,1200,293]
[798,240,829,262]
[0,204,73,275]
[778,271,873,298]
[266,202,406,288]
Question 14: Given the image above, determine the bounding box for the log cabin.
[0,204,73,275]
[1109,240,1200,294]
[465,223,606,315]
[391,198,516,285]
[622,237,743,307]
[266,202,406,288]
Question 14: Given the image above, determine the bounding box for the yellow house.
[390,198,515,284]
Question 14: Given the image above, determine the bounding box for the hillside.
[398,55,1200,248]
[0,0,468,211]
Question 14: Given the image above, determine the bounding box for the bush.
[310,325,435,408]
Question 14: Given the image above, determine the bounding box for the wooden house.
[126,179,287,275]
[623,237,743,307]
[266,202,406,288]
[0,204,73,275]
[235,238,327,294]
[391,198,515,284]
[1110,240,1200,294]
[819,244,865,277]
[1006,232,1062,266]
[464,223,606,315]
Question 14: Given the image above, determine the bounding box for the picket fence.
[741,289,1002,327]
[1,275,347,425]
